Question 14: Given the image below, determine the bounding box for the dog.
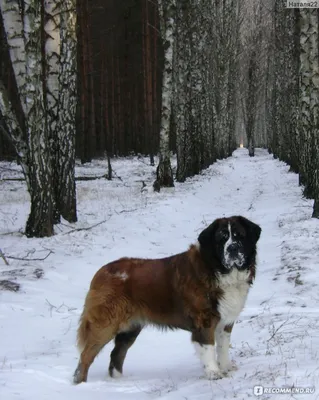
[73,216,261,383]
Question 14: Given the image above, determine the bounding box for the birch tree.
[263,4,319,219]
[210,0,240,160]
[240,3,263,157]
[0,0,54,237]
[175,0,198,182]
[45,0,61,223]
[299,9,319,216]
[271,3,300,166]
[174,0,240,182]
[154,0,175,190]
[0,0,77,237]
[55,0,77,222]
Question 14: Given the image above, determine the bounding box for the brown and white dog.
[73,216,261,384]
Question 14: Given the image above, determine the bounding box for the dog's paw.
[204,365,225,380]
[73,364,86,384]
[111,368,123,379]
[109,364,123,379]
[219,359,238,373]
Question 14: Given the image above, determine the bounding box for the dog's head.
[198,216,261,272]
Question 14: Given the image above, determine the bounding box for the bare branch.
[7,250,53,262]
[0,249,9,265]
[62,216,111,235]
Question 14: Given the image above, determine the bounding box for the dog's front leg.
[215,323,236,373]
[191,317,224,380]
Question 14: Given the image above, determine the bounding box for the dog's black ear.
[198,220,218,248]
[238,216,261,244]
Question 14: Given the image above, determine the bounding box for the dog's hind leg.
[73,325,116,384]
[109,325,142,377]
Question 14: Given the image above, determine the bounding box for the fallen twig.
[0,177,24,181]
[7,250,53,262]
[111,169,123,181]
[46,298,56,317]
[118,208,139,214]
[0,230,24,236]
[45,299,77,317]
[62,216,111,235]
[0,249,9,265]
[1,175,124,182]
[76,175,107,181]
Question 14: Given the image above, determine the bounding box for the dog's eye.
[222,231,229,239]
[233,231,243,239]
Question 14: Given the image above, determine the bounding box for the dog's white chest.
[217,270,250,326]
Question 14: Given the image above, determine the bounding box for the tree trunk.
[154,0,175,189]
[248,136,255,157]
[44,0,60,223]
[25,162,54,237]
[313,200,319,218]
[0,81,29,181]
[57,0,77,222]
[240,3,262,160]
[23,0,54,237]
[0,3,29,178]
[305,10,319,217]
[299,9,318,200]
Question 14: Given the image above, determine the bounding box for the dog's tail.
[77,309,91,352]
[77,289,109,352]
[76,290,97,352]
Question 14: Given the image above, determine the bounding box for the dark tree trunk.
[313,197,319,218]
[25,161,54,238]
[58,168,77,222]
[57,0,77,223]
[248,136,255,157]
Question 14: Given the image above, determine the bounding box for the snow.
[1,148,319,400]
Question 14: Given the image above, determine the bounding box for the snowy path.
[1,149,319,400]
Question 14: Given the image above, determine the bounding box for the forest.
[1,2,319,398]
[0,0,318,238]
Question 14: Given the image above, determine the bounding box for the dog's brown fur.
[73,216,260,384]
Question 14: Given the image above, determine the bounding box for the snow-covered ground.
[0,148,318,400]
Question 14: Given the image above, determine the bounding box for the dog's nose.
[227,243,238,256]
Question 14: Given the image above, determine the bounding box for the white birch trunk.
[23,0,54,237]
[44,0,60,135]
[302,10,319,217]
[154,0,174,189]
[0,1,26,105]
[299,10,313,195]
[44,0,61,222]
